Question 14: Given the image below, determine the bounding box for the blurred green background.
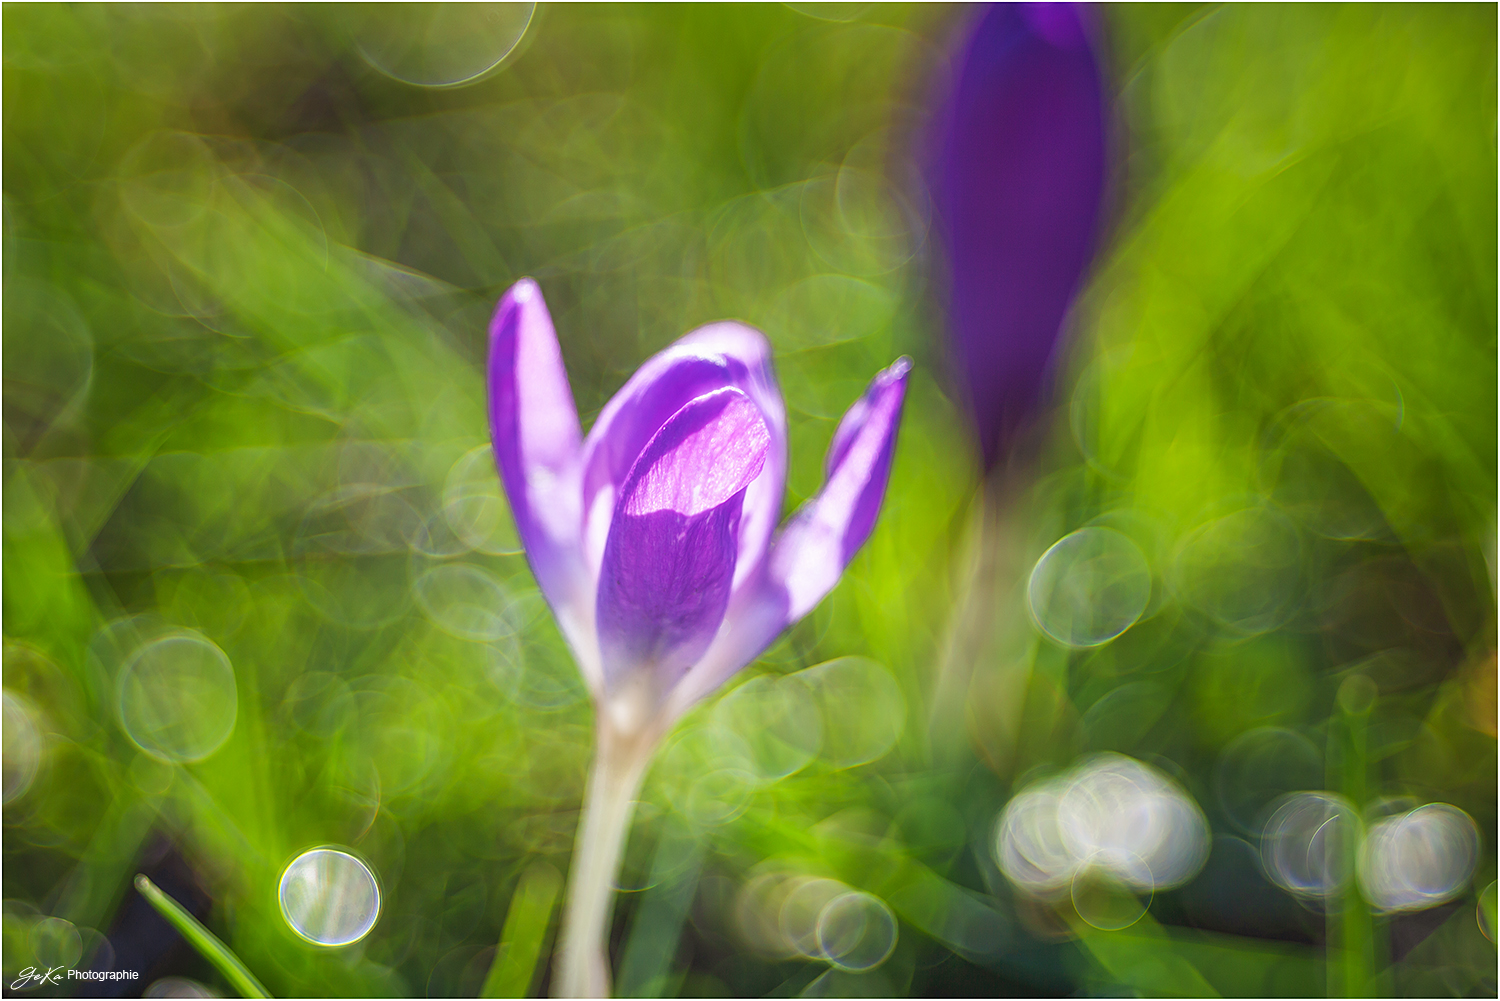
[3,3,1494,998]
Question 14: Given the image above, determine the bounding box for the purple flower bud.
[931,2,1108,469]
[488,279,909,724]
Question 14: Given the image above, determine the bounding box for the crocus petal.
[596,388,771,696]
[662,583,790,721]
[932,3,1106,468]
[664,358,911,719]
[579,322,785,592]
[488,280,593,672]
[768,357,911,620]
[676,323,787,589]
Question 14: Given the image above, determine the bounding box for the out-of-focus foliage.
[2,3,1494,999]
[967,5,1496,997]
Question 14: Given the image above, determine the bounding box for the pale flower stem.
[555,716,660,998]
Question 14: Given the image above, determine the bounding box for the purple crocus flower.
[931,2,1107,470]
[487,277,908,996]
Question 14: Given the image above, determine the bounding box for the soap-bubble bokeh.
[3,4,1494,998]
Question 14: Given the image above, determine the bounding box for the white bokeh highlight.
[1259,792,1361,901]
[3,691,42,803]
[1358,803,1479,913]
[995,753,1209,903]
[278,848,380,947]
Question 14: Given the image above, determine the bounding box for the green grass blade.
[616,825,704,998]
[134,875,272,999]
[482,861,564,998]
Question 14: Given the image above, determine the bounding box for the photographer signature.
[11,966,65,990]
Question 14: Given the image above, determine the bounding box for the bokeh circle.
[117,632,237,763]
[278,848,381,946]
[1028,528,1152,647]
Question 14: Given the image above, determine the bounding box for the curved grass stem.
[134,874,271,999]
